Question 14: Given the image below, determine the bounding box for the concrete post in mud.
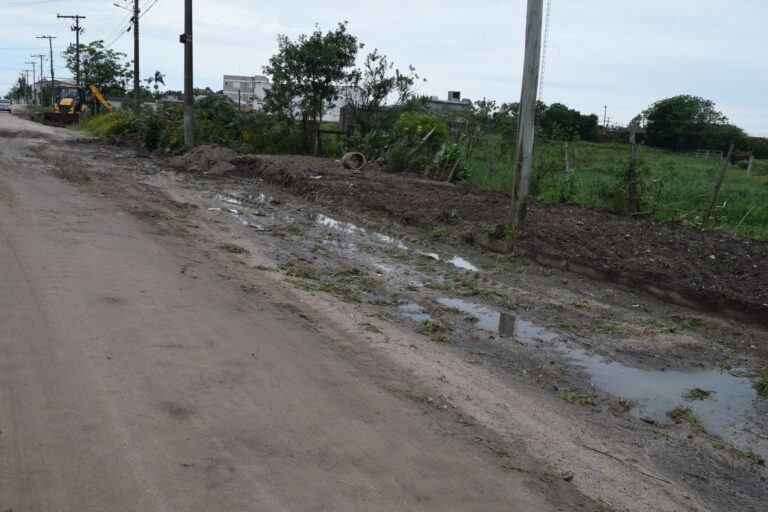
[510,0,544,229]
[563,141,570,177]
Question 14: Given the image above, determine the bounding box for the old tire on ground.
[341,152,366,170]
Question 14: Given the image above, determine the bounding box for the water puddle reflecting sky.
[435,296,762,454]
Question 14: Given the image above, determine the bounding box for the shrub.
[393,112,449,148]
[74,111,133,137]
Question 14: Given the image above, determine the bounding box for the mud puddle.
[397,302,432,323]
[566,347,762,452]
[314,213,481,271]
[437,297,557,343]
[438,295,763,455]
[419,252,479,271]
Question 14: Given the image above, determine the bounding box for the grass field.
[465,138,768,239]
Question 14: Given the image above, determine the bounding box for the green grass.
[70,111,134,137]
[465,138,768,239]
[279,259,321,279]
[668,405,703,428]
[737,449,765,465]
[682,387,712,401]
[560,389,595,406]
[287,278,360,303]
[753,370,768,397]
[359,322,383,334]
[219,243,249,255]
[285,223,302,235]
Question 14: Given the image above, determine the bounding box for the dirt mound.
[228,154,768,325]
[169,145,238,175]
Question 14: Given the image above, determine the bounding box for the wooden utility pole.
[57,14,86,86]
[702,144,735,226]
[132,0,140,116]
[36,35,56,105]
[182,0,194,146]
[510,0,544,229]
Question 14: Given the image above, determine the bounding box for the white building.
[222,74,360,123]
[222,74,271,109]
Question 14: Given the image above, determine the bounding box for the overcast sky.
[1,0,766,135]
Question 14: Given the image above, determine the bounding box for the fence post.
[746,155,754,179]
[702,144,735,226]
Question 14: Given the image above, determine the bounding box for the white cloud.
[1,0,766,134]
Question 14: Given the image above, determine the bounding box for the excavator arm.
[89,85,113,111]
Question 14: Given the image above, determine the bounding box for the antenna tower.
[538,0,552,102]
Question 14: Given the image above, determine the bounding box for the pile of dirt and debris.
[225,154,768,324]
[168,145,238,175]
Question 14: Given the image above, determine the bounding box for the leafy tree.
[263,22,361,152]
[746,137,768,159]
[641,95,742,151]
[10,76,31,102]
[538,102,599,141]
[343,49,422,134]
[65,40,132,95]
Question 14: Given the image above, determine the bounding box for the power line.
[57,13,85,85]
[140,0,160,19]
[0,0,64,6]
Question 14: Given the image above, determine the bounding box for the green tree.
[538,102,599,141]
[263,22,361,152]
[10,76,31,102]
[144,70,166,99]
[65,40,132,95]
[641,95,743,151]
[343,49,422,135]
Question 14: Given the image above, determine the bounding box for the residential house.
[425,91,472,120]
[222,74,270,109]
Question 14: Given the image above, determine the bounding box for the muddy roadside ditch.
[209,152,768,328]
[175,173,768,510]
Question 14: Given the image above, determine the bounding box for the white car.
[0,99,12,112]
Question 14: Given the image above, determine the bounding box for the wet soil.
[27,133,768,511]
[218,154,768,325]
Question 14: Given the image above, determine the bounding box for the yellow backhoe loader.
[43,85,113,126]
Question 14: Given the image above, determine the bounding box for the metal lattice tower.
[538,0,552,102]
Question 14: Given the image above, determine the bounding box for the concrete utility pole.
[132,0,140,115]
[510,0,544,229]
[22,70,30,104]
[32,54,46,104]
[25,61,36,104]
[181,0,194,146]
[57,14,86,86]
[36,36,56,105]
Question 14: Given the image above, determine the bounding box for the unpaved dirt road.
[0,116,600,509]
